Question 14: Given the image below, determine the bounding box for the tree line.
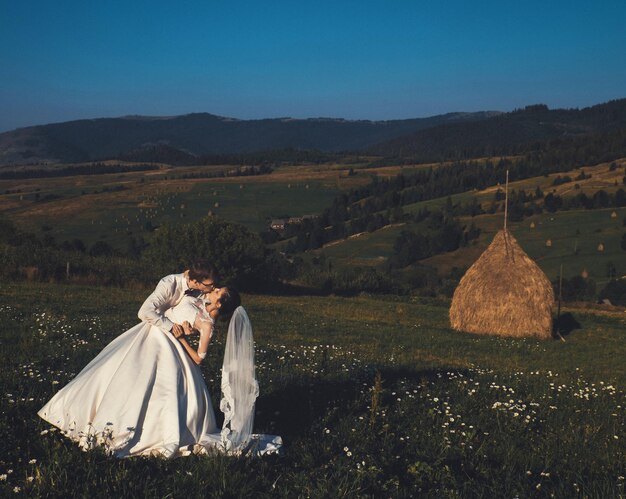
[0,163,158,179]
[0,217,288,292]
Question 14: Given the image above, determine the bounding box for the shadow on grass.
[553,312,582,338]
[254,366,472,439]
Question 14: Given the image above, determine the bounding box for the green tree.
[557,276,596,302]
[544,193,562,212]
[89,241,114,257]
[143,217,285,291]
[592,190,610,208]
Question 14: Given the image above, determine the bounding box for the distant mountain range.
[0,112,498,165]
[0,98,625,166]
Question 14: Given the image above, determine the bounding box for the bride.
[38,286,281,458]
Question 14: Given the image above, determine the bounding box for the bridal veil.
[219,306,259,451]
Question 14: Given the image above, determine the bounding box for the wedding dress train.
[38,297,281,458]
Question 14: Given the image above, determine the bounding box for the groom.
[138,259,218,334]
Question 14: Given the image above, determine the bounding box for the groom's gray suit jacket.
[138,273,190,333]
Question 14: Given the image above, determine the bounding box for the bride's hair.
[217,288,241,319]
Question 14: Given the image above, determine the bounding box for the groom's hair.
[218,288,241,319]
[188,259,219,282]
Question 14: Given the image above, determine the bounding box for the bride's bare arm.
[172,321,213,365]
[176,338,203,365]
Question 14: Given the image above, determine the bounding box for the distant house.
[269,215,317,231]
[270,219,287,230]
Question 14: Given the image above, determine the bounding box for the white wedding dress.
[38,297,281,458]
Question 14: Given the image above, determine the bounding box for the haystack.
[450,229,554,339]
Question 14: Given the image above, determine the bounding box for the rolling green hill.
[0,166,348,247]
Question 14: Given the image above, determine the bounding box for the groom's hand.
[171,324,185,339]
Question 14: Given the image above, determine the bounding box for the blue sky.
[1,0,625,131]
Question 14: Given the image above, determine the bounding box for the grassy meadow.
[1,282,625,497]
[0,162,371,248]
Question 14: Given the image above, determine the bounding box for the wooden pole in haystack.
[504,169,509,231]
[556,264,565,341]
[557,263,563,319]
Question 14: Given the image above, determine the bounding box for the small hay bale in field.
[597,243,605,252]
[450,229,554,339]
[546,239,552,247]
[530,221,536,229]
